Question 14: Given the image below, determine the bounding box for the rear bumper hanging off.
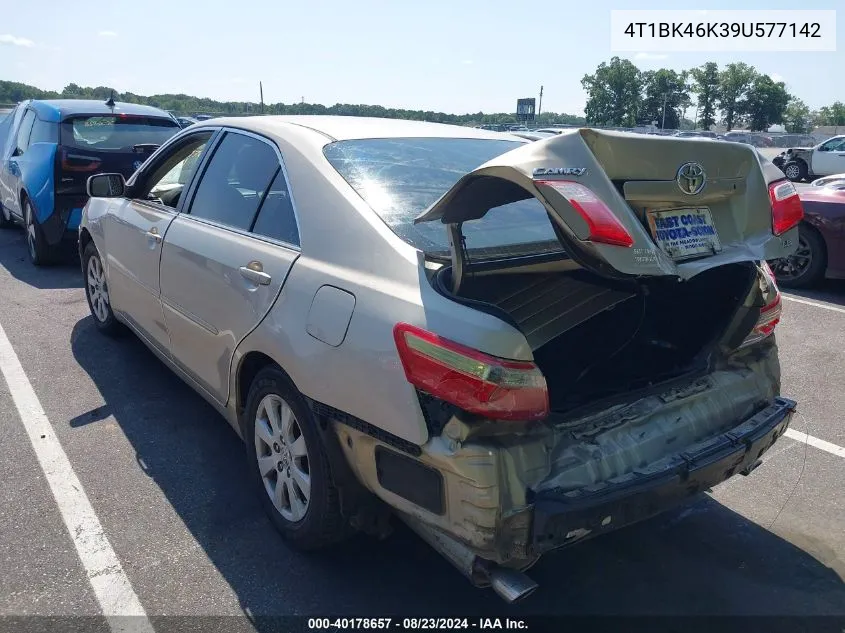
[531,397,796,554]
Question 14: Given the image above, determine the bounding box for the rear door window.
[16,110,36,153]
[60,115,180,152]
[187,132,280,231]
[251,169,300,246]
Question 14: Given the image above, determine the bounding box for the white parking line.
[0,322,154,633]
[782,295,845,314]
[784,428,845,459]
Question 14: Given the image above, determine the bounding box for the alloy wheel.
[254,394,311,522]
[784,164,800,180]
[770,235,812,281]
[86,254,110,322]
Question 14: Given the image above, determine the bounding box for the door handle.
[146,227,163,242]
[239,261,272,285]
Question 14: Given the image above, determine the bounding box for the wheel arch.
[799,219,828,268]
[19,187,30,212]
[234,347,385,534]
[235,351,287,434]
[78,226,94,257]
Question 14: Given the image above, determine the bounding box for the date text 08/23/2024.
[307,618,528,630]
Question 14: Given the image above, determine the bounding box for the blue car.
[0,98,180,265]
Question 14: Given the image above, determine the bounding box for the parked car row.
[71,117,801,601]
[0,98,181,264]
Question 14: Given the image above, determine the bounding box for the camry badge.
[533,167,587,177]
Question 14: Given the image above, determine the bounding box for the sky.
[0,0,841,116]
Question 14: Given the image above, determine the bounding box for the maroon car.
[769,186,845,287]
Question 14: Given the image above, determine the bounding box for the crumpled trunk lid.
[416,128,797,281]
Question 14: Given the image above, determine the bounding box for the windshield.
[323,137,561,257]
[60,115,179,152]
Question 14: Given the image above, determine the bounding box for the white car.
[779,135,845,181]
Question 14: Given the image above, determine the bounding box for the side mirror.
[87,173,127,198]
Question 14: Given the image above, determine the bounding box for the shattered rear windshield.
[61,115,179,152]
[323,137,562,257]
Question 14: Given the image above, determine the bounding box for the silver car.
[80,117,799,602]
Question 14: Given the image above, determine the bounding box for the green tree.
[717,62,758,130]
[581,57,642,126]
[689,62,720,130]
[742,75,790,131]
[640,68,689,129]
[62,83,84,97]
[784,98,812,133]
[814,102,845,126]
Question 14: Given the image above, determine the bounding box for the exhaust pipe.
[489,567,539,603]
[399,513,539,603]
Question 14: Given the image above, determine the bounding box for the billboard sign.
[516,98,536,122]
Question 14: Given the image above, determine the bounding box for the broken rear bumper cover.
[531,397,796,554]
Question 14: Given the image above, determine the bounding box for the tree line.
[0,80,584,127]
[582,57,845,133]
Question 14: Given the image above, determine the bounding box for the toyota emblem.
[676,162,706,195]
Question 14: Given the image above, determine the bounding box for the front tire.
[783,160,808,182]
[244,367,347,550]
[769,224,826,288]
[24,199,53,266]
[83,241,124,336]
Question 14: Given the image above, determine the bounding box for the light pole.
[661,92,668,130]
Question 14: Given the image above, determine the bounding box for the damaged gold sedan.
[81,118,800,602]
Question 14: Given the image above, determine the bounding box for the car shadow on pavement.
[0,229,83,290]
[69,317,845,622]
[783,279,845,308]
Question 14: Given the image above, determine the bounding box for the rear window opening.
[60,115,179,152]
[323,137,563,258]
[434,261,758,415]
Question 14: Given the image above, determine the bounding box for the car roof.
[194,115,526,142]
[27,99,174,123]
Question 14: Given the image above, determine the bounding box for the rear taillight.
[740,262,782,349]
[61,149,102,173]
[393,323,549,421]
[769,180,804,235]
[535,180,634,247]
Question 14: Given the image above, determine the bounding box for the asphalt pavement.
[0,226,843,627]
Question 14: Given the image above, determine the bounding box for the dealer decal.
[652,213,717,241]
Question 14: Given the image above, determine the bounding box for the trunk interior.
[435,262,757,413]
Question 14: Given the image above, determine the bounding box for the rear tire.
[83,241,124,336]
[24,199,54,266]
[768,224,826,289]
[244,367,348,550]
[783,160,808,182]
